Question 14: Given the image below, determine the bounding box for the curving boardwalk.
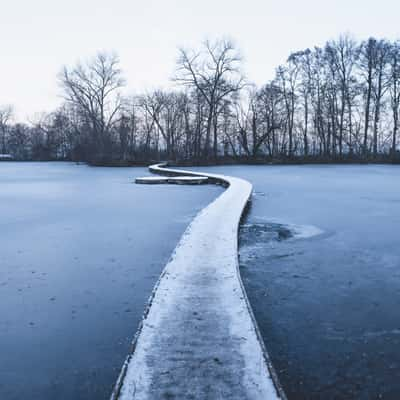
[111,164,285,400]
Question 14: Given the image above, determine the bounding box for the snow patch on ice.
[289,223,324,239]
[241,220,323,244]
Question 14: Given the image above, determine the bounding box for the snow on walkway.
[135,175,209,185]
[112,164,285,400]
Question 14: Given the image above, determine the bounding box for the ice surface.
[0,162,221,400]
[189,164,400,400]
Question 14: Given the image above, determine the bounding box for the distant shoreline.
[2,157,399,167]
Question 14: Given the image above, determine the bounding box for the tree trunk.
[364,67,372,156]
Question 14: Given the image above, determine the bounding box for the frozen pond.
[2,162,399,399]
[194,164,400,399]
[0,162,222,400]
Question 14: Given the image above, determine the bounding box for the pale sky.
[1,0,399,121]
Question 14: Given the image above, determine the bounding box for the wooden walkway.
[111,164,285,400]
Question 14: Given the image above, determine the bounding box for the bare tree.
[278,54,301,156]
[176,38,244,160]
[59,52,125,160]
[0,105,14,154]
[388,41,400,155]
[359,38,377,155]
[325,35,359,155]
[291,49,313,156]
[371,40,391,156]
[139,90,187,160]
[233,86,282,159]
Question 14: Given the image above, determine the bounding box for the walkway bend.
[111,164,286,400]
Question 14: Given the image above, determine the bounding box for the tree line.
[1,35,400,164]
